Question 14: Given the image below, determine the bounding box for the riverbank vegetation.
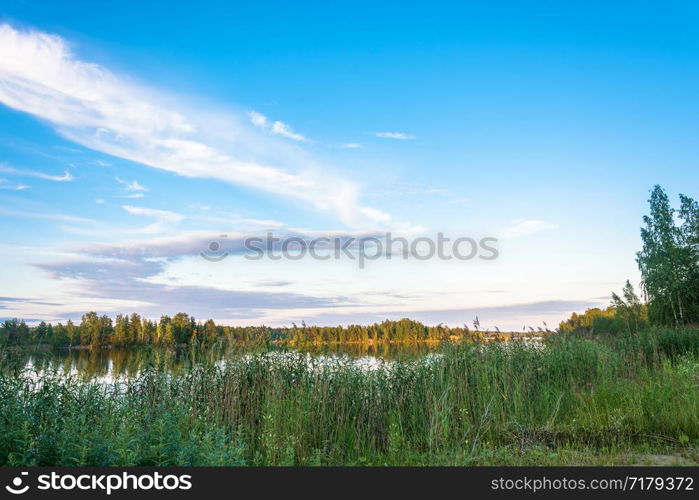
[0,326,696,466]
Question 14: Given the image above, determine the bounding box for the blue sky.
[0,1,697,328]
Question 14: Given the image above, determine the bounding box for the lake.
[1,342,443,380]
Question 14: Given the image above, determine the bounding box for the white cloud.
[249,109,309,142]
[122,205,183,220]
[121,205,184,233]
[501,219,558,238]
[0,24,388,228]
[0,163,73,181]
[342,143,362,149]
[270,120,308,142]
[0,183,29,190]
[359,207,392,226]
[422,187,446,195]
[0,178,29,190]
[233,218,285,228]
[115,176,148,192]
[375,131,415,140]
[188,203,211,210]
[248,110,268,128]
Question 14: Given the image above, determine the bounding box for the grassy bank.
[0,327,697,466]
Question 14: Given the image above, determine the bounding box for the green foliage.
[637,185,699,325]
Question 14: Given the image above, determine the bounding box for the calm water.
[1,342,442,379]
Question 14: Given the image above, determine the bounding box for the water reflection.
[1,342,440,379]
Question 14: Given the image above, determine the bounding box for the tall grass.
[0,327,697,466]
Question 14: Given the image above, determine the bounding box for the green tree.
[157,315,171,345]
[637,185,699,325]
[35,321,48,344]
[1,318,20,345]
[129,313,142,344]
[52,323,66,346]
[79,312,113,347]
[80,312,99,345]
[65,319,77,346]
[203,319,217,345]
[114,314,128,346]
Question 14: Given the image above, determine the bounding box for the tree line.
[0,315,492,348]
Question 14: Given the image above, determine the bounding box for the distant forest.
[0,315,516,348]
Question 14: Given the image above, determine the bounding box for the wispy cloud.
[0,179,30,190]
[248,110,268,128]
[121,205,184,233]
[270,120,308,142]
[114,177,147,198]
[121,205,182,220]
[188,203,211,211]
[375,131,415,140]
[249,110,309,142]
[422,187,447,195]
[501,219,558,238]
[231,218,285,228]
[0,163,73,181]
[341,143,362,149]
[115,177,148,192]
[0,24,389,227]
